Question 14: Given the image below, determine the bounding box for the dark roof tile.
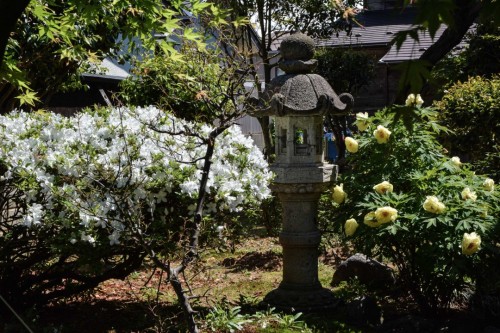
[316,8,417,48]
[315,7,473,63]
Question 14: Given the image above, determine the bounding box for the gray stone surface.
[260,32,350,313]
[280,33,315,61]
[267,74,347,115]
[331,253,396,289]
[250,32,353,117]
[271,164,335,184]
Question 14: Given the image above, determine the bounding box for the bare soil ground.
[4,236,499,332]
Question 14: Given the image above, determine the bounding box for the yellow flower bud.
[332,183,346,204]
[345,137,359,153]
[373,125,391,144]
[374,206,398,224]
[373,181,393,195]
[483,178,495,192]
[344,218,359,236]
[462,232,481,255]
[423,196,446,214]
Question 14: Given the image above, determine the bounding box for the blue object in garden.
[324,132,337,162]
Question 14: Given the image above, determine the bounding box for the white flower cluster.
[0,106,272,245]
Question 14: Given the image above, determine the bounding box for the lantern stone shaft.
[252,33,353,311]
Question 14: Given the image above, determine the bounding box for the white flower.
[0,106,272,244]
[216,225,225,238]
[81,233,96,244]
[180,180,199,197]
[108,230,121,245]
[23,203,44,227]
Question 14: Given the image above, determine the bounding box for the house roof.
[379,25,446,63]
[316,7,419,49]
[82,58,131,82]
[315,7,471,63]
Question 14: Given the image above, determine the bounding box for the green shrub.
[0,106,271,308]
[119,47,241,124]
[434,75,500,181]
[326,103,500,312]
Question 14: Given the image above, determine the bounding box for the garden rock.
[345,296,382,326]
[331,253,395,289]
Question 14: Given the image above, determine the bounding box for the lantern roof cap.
[248,33,354,117]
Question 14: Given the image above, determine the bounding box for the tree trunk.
[396,0,482,102]
[0,0,30,71]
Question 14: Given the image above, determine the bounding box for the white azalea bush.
[0,106,272,306]
[325,105,500,312]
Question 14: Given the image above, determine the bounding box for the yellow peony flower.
[373,125,391,144]
[483,178,495,192]
[415,94,424,107]
[344,218,359,236]
[451,156,462,167]
[422,196,446,214]
[332,183,346,204]
[355,112,369,131]
[373,181,393,195]
[375,206,398,224]
[461,187,478,202]
[345,137,359,153]
[405,93,424,107]
[405,93,416,106]
[462,232,481,255]
[363,212,380,227]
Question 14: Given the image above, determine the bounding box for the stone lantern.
[251,33,353,311]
